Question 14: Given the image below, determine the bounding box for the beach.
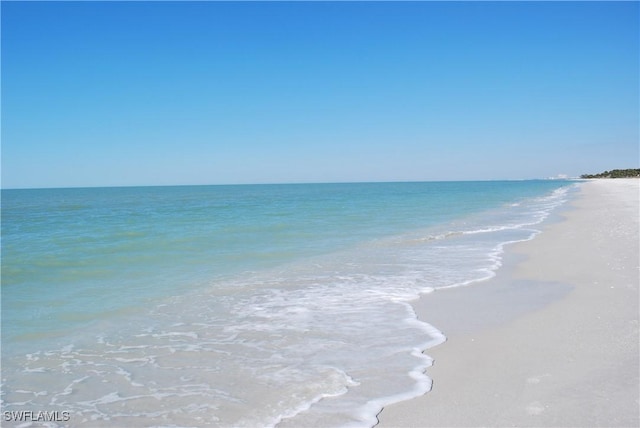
[378,179,640,427]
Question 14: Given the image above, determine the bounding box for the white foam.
[1,184,576,427]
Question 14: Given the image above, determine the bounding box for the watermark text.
[3,410,71,423]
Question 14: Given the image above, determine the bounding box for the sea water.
[1,181,575,427]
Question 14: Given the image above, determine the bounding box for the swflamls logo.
[3,410,71,422]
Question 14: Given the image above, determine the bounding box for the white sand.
[378,179,640,427]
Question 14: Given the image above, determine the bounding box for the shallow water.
[1,181,575,427]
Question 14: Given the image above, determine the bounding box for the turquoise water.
[1,181,575,427]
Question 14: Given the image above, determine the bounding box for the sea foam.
[1,181,575,427]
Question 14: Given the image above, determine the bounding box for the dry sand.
[378,179,640,427]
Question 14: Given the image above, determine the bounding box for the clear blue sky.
[2,1,638,188]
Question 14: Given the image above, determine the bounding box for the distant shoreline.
[580,168,640,179]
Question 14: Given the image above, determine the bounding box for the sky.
[2,1,638,189]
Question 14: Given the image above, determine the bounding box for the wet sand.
[378,179,640,427]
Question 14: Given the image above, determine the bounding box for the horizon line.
[0,177,579,191]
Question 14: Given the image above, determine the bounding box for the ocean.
[1,181,575,427]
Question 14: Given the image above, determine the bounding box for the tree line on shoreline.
[580,169,640,179]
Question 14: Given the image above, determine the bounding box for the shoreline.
[378,179,640,427]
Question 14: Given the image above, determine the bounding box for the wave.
[1,182,577,427]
